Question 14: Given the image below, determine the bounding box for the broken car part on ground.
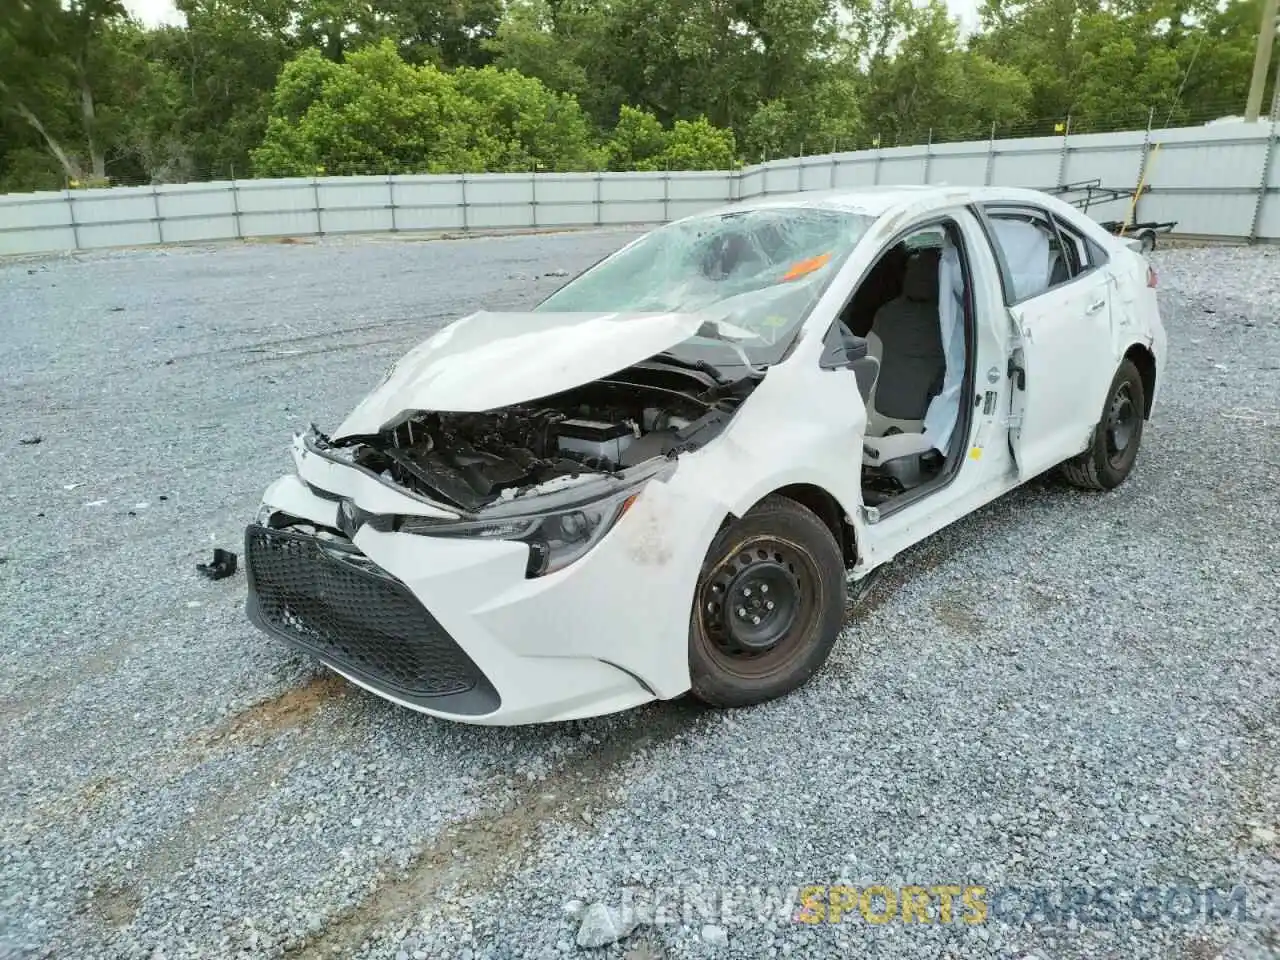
[196,549,239,581]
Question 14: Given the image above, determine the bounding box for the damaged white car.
[246,186,1166,725]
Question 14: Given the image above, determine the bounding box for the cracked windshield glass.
[536,206,875,369]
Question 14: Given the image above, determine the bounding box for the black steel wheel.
[1061,358,1147,491]
[1104,380,1139,469]
[689,495,846,707]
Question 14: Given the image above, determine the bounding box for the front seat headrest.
[902,252,940,303]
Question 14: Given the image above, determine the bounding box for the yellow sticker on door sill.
[969,447,983,460]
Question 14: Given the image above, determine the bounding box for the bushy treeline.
[0,0,1269,191]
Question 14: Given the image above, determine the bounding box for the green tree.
[392,0,504,67]
[98,23,192,182]
[604,104,669,171]
[973,0,1091,122]
[251,40,600,175]
[743,71,864,159]
[660,116,736,170]
[862,0,1032,145]
[490,0,853,156]
[147,0,297,178]
[0,0,129,184]
[967,0,1262,130]
[294,0,396,62]
[486,0,625,126]
[453,65,600,170]
[252,44,492,175]
[1070,26,1182,131]
[2,0,1273,194]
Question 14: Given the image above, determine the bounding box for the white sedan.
[245,185,1167,725]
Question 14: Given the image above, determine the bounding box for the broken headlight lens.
[400,486,642,578]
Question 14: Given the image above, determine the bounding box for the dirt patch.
[624,939,669,960]
[75,675,363,911]
[76,775,118,811]
[138,748,303,887]
[199,672,349,747]
[933,588,983,635]
[1180,935,1225,959]
[89,882,140,928]
[1024,584,1066,615]
[31,673,349,838]
[284,702,704,958]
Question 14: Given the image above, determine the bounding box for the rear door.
[979,204,1118,479]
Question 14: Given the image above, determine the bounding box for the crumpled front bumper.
[243,433,722,725]
[244,522,503,716]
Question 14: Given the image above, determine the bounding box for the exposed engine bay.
[326,361,758,512]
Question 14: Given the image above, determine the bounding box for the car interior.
[984,205,1101,301]
[826,222,974,509]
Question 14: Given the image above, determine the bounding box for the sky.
[122,0,984,32]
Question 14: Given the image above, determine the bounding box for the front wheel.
[1061,358,1146,491]
[688,495,846,708]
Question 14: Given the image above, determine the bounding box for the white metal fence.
[1,119,1277,257]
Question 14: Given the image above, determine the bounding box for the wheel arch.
[753,483,860,570]
[1123,342,1157,418]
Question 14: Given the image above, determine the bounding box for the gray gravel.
[1,234,1277,960]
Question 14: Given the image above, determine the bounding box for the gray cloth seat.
[862,251,946,440]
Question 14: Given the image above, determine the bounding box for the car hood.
[332,309,749,439]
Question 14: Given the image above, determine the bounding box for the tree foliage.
[250,41,600,175]
[1,0,1275,191]
[604,106,736,171]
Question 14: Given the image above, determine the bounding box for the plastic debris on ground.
[197,549,239,581]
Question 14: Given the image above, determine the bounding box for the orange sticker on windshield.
[782,252,832,281]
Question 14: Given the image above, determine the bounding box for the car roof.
[675,184,1119,249]
[690,184,1075,220]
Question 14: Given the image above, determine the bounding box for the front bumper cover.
[244,427,728,725]
[244,523,500,716]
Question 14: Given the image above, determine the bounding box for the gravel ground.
[1,233,1277,960]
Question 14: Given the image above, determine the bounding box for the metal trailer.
[1047,179,1177,252]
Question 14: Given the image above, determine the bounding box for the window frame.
[974,202,1090,307]
[1052,211,1111,277]
[818,211,981,516]
[822,214,967,356]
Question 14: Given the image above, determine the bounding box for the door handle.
[1086,299,1107,315]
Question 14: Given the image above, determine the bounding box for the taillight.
[1146,264,1157,288]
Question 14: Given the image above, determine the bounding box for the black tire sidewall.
[1089,359,1146,488]
[688,497,846,708]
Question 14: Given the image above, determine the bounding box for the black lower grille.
[244,524,498,713]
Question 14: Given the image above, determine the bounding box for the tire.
[1139,229,1157,253]
[688,495,846,708]
[1060,358,1146,491]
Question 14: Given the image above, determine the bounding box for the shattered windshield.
[536,206,875,368]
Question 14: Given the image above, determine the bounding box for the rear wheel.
[1061,358,1146,491]
[689,495,846,708]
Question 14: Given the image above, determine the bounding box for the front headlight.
[399,484,644,578]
